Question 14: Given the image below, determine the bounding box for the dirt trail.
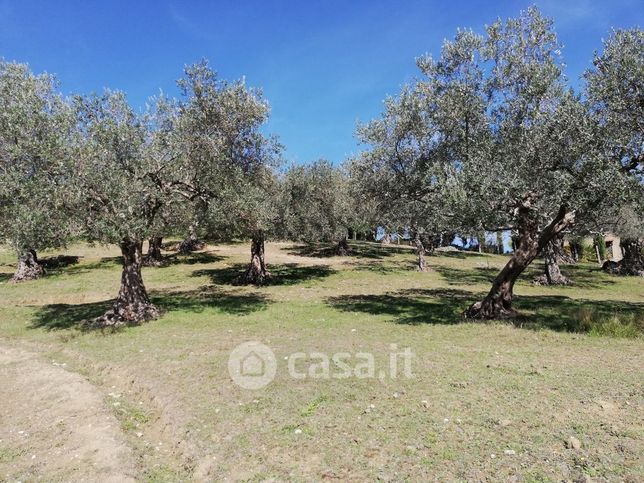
[0,345,136,482]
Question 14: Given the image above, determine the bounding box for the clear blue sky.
[1,1,641,164]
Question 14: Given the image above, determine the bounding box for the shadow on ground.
[436,262,619,290]
[327,288,643,333]
[193,263,336,286]
[434,266,499,286]
[514,295,643,332]
[31,300,111,330]
[63,256,122,275]
[31,287,269,331]
[40,255,81,270]
[158,251,225,266]
[56,251,224,277]
[328,288,471,325]
[347,261,406,274]
[435,249,491,259]
[285,241,412,260]
[0,255,82,281]
[150,287,269,316]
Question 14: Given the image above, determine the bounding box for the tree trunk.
[93,238,159,327]
[414,232,428,272]
[465,205,575,319]
[533,240,571,285]
[552,235,575,264]
[241,232,271,285]
[11,249,43,282]
[619,238,644,276]
[570,240,580,262]
[143,236,164,266]
[178,226,204,253]
[336,237,351,256]
[496,232,504,254]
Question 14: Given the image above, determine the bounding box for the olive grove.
[0,7,641,327]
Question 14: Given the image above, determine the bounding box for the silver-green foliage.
[0,61,76,255]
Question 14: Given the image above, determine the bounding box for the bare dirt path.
[0,344,136,482]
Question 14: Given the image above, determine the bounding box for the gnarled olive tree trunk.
[178,225,204,253]
[412,231,432,272]
[94,238,159,327]
[11,249,43,282]
[143,236,164,266]
[415,235,427,272]
[619,238,644,276]
[552,235,576,264]
[534,239,571,285]
[241,231,270,285]
[336,236,351,256]
[465,205,575,319]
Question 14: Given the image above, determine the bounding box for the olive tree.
[585,28,644,276]
[451,10,640,317]
[352,83,460,271]
[173,61,281,280]
[279,160,353,255]
[411,8,603,318]
[72,92,180,325]
[0,61,76,281]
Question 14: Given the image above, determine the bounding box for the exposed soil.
[0,344,136,482]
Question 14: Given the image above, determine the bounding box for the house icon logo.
[228,341,277,389]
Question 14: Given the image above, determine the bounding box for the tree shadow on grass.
[193,263,336,286]
[285,242,412,260]
[327,288,643,333]
[512,263,617,290]
[40,255,81,270]
[0,271,13,283]
[346,261,405,274]
[31,287,270,331]
[550,264,618,289]
[63,256,122,275]
[434,266,499,286]
[158,251,225,266]
[437,262,619,290]
[435,249,491,259]
[327,288,471,325]
[31,300,112,330]
[514,295,643,333]
[150,287,269,316]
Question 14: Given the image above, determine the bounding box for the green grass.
[0,447,24,464]
[0,240,642,480]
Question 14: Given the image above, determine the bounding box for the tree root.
[464,300,518,320]
[532,274,572,286]
[88,301,160,328]
[11,251,44,283]
[238,267,272,286]
[177,237,205,253]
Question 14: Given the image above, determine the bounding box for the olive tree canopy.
[0,61,76,281]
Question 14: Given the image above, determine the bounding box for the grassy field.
[0,241,642,481]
